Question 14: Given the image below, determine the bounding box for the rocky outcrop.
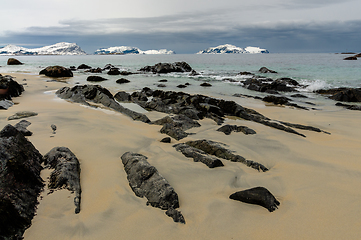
[335,102,361,111]
[77,64,92,69]
[242,77,299,93]
[86,76,108,82]
[316,88,361,102]
[56,85,150,123]
[0,75,25,101]
[185,140,268,172]
[107,68,121,75]
[139,61,192,74]
[121,152,185,223]
[259,67,277,73]
[39,66,73,77]
[153,115,200,140]
[116,78,130,84]
[7,58,23,65]
[43,147,82,214]
[14,120,33,136]
[0,124,44,239]
[343,56,357,60]
[230,187,280,212]
[217,125,256,135]
[173,143,224,168]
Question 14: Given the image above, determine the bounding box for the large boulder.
[39,66,73,77]
[121,152,185,223]
[139,61,193,74]
[0,124,44,239]
[0,75,25,101]
[43,147,82,214]
[7,58,23,65]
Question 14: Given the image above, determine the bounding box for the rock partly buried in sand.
[173,143,224,168]
[0,124,44,240]
[186,139,268,172]
[316,88,361,102]
[43,147,82,214]
[8,111,38,120]
[217,125,256,135]
[86,76,108,82]
[259,67,277,74]
[0,75,25,101]
[56,85,150,123]
[14,119,33,136]
[335,102,361,111]
[230,187,280,212]
[0,100,14,109]
[7,58,23,65]
[39,66,73,77]
[121,152,185,224]
[160,137,171,143]
[153,115,201,140]
[139,61,192,74]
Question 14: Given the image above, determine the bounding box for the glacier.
[94,46,175,55]
[197,44,269,54]
[0,42,86,55]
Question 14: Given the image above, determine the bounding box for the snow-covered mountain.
[197,44,269,54]
[94,46,175,55]
[0,42,86,55]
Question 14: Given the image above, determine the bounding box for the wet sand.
[1,73,361,240]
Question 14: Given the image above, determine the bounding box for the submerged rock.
[43,147,82,214]
[39,66,73,77]
[121,152,185,223]
[0,125,44,239]
[230,187,280,212]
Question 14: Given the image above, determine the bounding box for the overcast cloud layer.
[1,0,360,53]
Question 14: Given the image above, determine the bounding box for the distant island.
[197,44,269,54]
[0,42,86,55]
[94,46,175,55]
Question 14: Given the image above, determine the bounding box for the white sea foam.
[299,79,331,92]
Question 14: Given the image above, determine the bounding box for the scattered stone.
[259,67,277,73]
[114,91,131,102]
[8,111,38,120]
[86,76,108,82]
[185,83,191,86]
[159,79,168,82]
[200,82,212,87]
[173,143,224,168]
[116,78,130,84]
[239,71,253,75]
[185,139,268,172]
[153,115,201,140]
[39,66,73,77]
[263,95,291,105]
[157,84,166,88]
[107,68,121,75]
[56,85,150,123]
[103,64,116,70]
[335,102,361,111]
[85,67,102,73]
[217,125,256,135]
[189,70,200,76]
[291,94,308,98]
[14,120,32,136]
[0,125,44,239]
[343,56,357,60]
[177,84,187,88]
[43,147,82,214]
[229,187,280,212]
[7,58,23,65]
[121,152,185,223]
[51,124,57,134]
[70,66,77,71]
[119,71,135,75]
[160,137,171,143]
[77,64,92,69]
[139,61,192,74]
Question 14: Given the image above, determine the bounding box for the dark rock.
[139,61,193,74]
[276,77,299,86]
[335,102,361,111]
[200,82,212,87]
[86,76,108,82]
[116,78,130,84]
[107,68,121,75]
[0,124,44,239]
[177,84,187,88]
[121,152,185,223]
[330,88,361,102]
[159,79,168,82]
[77,64,92,69]
[263,95,291,105]
[8,111,38,120]
[291,94,308,98]
[242,77,297,93]
[7,58,23,65]
[56,85,150,123]
[343,56,357,60]
[173,143,224,168]
[189,70,200,76]
[185,83,191,86]
[217,125,256,135]
[39,66,73,77]
[185,140,268,172]
[70,66,77,71]
[315,88,349,95]
[14,120,32,136]
[85,67,102,73]
[229,187,280,212]
[51,124,57,134]
[354,53,361,57]
[160,137,171,143]
[157,84,166,88]
[43,147,82,214]
[103,64,116,70]
[152,115,201,131]
[239,71,253,75]
[278,121,330,134]
[0,100,14,109]
[259,67,277,73]
[0,75,25,101]
[114,91,131,102]
[119,71,135,75]
[160,123,189,141]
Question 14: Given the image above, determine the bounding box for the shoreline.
[1,73,361,239]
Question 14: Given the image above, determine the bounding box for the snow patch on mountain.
[0,42,86,55]
[197,44,269,54]
[95,46,175,55]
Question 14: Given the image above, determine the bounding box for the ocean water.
[1,53,360,108]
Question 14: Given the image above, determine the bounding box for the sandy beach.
[1,73,361,240]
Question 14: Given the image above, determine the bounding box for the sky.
[0,0,360,53]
